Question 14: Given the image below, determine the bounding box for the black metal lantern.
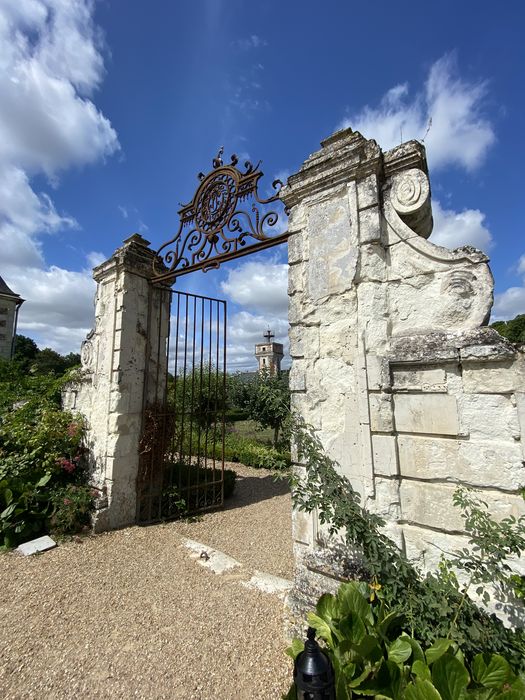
[293,627,335,699]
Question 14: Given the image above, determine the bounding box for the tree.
[491,314,525,343]
[12,334,38,370]
[246,370,290,447]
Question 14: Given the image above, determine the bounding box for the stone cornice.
[93,234,162,282]
[280,129,430,211]
[280,128,382,209]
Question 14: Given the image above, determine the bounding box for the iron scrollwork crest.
[153,148,287,282]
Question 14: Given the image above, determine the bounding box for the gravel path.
[0,464,294,699]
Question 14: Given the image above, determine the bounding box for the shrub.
[287,414,525,671]
[223,433,290,471]
[49,484,95,535]
[0,360,92,548]
[285,581,525,699]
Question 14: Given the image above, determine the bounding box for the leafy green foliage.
[286,582,525,699]
[0,360,92,548]
[226,370,290,448]
[49,483,96,535]
[244,369,290,447]
[223,432,290,470]
[12,334,80,375]
[286,414,525,672]
[490,315,525,344]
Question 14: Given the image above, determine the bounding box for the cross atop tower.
[263,328,274,342]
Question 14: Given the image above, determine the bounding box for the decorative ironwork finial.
[152,148,288,283]
[212,146,224,169]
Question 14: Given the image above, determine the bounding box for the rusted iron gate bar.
[138,289,226,523]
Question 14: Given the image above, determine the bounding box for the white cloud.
[429,200,492,251]
[86,251,106,268]
[0,0,118,352]
[232,35,267,51]
[492,254,525,321]
[227,310,289,371]
[340,53,495,172]
[220,261,288,315]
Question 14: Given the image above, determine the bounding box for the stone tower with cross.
[255,329,283,375]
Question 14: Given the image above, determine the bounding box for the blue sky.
[1,0,524,369]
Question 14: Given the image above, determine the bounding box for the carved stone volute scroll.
[390,168,432,239]
[383,159,494,335]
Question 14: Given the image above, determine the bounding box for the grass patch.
[227,419,275,445]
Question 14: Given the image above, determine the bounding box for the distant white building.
[0,275,24,360]
[254,329,283,375]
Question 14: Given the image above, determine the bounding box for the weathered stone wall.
[0,297,18,359]
[63,234,169,531]
[281,128,525,622]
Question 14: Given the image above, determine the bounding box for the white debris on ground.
[16,535,57,556]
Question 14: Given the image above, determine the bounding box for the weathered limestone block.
[288,261,304,294]
[357,173,379,210]
[292,508,316,547]
[372,434,398,477]
[366,354,391,391]
[398,435,524,491]
[368,477,401,521]
[307,191,358,302]
[403,523,471,573]
[458,393,520,441]
[392,367,446,392]
[400,481,525,532]
[369,394,394,433]
[289,360,306,392]
[462,362,514,393]
[288,230,304,264]
[393,393,459,435]
[356,242,387,282]
[358,205,381,244]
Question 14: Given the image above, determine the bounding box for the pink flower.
[63,498,72,506]
[67,422,79,438]
[60,458,76,473]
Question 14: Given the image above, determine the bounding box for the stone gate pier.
[280,128,525,622]
[63,234,169,531]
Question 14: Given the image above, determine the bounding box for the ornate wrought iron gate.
[137,147,287,523]
[138,290,227,523]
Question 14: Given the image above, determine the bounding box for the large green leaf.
[405,679,443,700]
[285,638,304,660]
[425,639,454,666]
[0,502,17,519]
[432,654,469,700]
[35,472,52,488]
[307,612,334,648]
[353,659,400,697]
[388,637,412,664]
[412,660,432,682]
[339,611,366,645]
[472,654,510,689]
[377,609,405,641]
[337,582,374,625]
[407,637,425,664]
[353,634,384,664]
